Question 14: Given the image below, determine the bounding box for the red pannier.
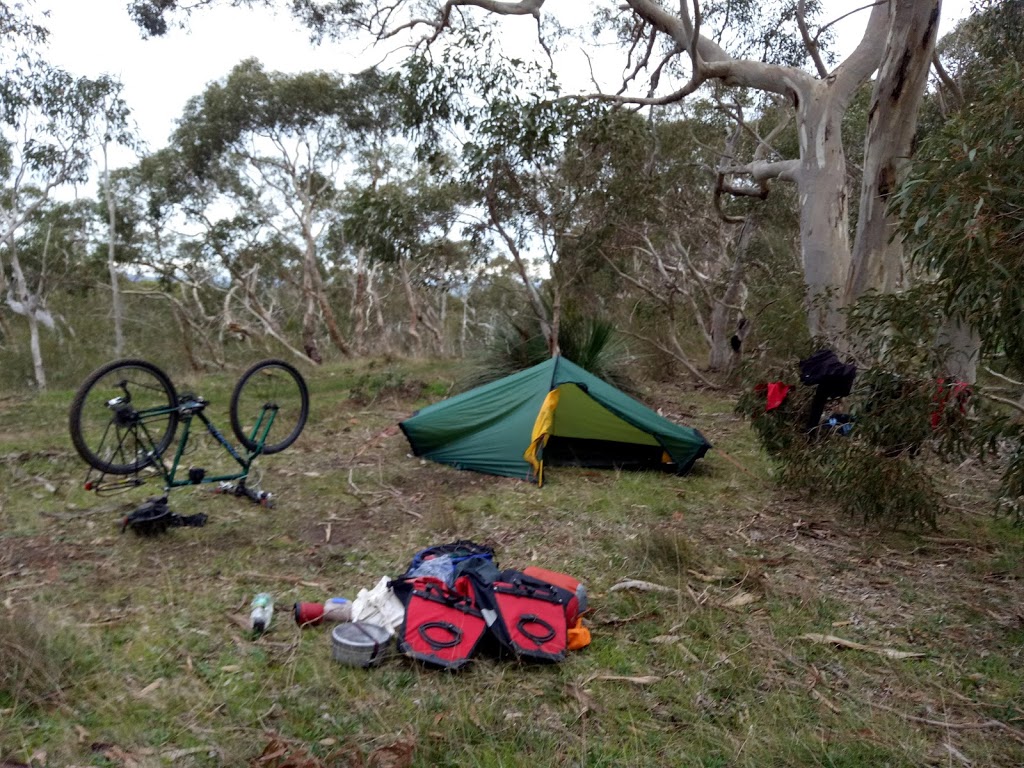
[475,569,575,663]
[395,576,487,670]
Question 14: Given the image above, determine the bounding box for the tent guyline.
[399,356,710,485]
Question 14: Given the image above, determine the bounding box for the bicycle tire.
[229,359,309,455]
[69,359,179,475]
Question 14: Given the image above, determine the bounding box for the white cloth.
[349,576,404,635]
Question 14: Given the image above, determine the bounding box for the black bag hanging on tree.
[798,349,857,434]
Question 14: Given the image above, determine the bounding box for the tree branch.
[721,159,801,184]
[931,51,964,113]
[796,0,829,79]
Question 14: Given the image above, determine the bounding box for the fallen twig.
[864,699,1024,745]
[810,688,842,714]
[609,579,680,595]
[587,674,662,686]
[799,633,926,660]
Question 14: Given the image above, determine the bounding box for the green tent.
[399,356,710,485]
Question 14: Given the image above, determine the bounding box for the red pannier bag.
[477,569,573,663]
[395,576,487,670]
[521,565,591,651]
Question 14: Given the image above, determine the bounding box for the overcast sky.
[40,0,972,174]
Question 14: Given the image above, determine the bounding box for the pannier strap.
[419,621,464,650]
[495,580,564,604]
[414,581,476,611]
[517,614,557,644]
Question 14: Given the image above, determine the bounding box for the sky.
[38,0,973,177]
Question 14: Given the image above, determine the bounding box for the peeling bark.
[846,0,942,302]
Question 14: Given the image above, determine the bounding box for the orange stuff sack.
[567,617,591,651]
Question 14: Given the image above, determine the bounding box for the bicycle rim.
[230,360,309,455]
[69,360,178,475]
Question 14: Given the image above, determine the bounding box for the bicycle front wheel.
[69,359,179,475]
[230,360,309,455]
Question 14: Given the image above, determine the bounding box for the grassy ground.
[1,357,1023,767]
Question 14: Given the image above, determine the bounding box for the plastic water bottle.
[322,597,352,623]
[250,593,274,634]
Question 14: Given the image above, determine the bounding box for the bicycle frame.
[161,395,278,488]
[89,394,278,496]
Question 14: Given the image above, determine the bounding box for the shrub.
[736,355,948,529]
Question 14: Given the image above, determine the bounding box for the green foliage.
[937,0,1024,102]
[172,58,377,182]
[340,166,471,268]
[460,307,634,393]
[736,352,949,530]
[884,34,1024,521]
[894,60,1024,371]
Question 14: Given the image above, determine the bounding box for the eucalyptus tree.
[102,158,231,370]
[128,0,943,347]
[97,98,136,359]
[894,1,1024,381]
[395,39,616,356]
[555,103,787,379]
[168,60,395,363]
[1,4,131,387]
[340,164,474,356]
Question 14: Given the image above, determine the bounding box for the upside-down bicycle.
[69,359,309,509]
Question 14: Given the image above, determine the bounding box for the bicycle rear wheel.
[69,359,179,475]
[230,360,309,455]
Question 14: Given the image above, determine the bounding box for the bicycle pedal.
[188,467,206,484]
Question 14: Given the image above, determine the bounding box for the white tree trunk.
[103,143,125,358]
[351,247,369,354]
[301,245,321,364]
[399,257,423,355]
[27,309,45,389]
[795,88,853,341]
[6,242,49,389]
[846,0,942,301]
[935,316,980,384]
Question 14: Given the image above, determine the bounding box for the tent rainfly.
[399,356,711,485]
